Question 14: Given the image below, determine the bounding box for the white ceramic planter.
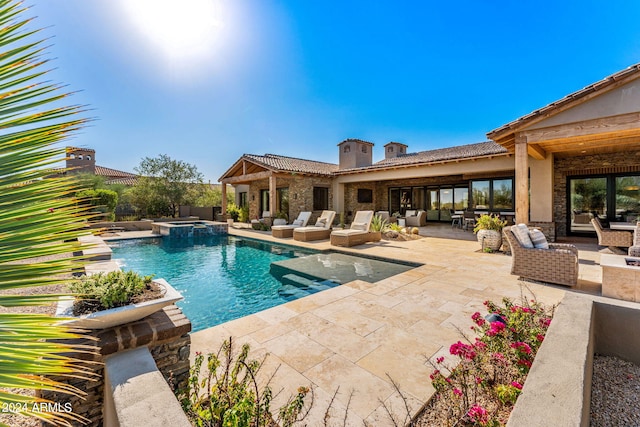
[56,278,183,329]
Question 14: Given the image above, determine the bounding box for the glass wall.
[453,187,469,210]
[615,176,640,222]
[493,179,513,211]
[471,181,490,210]
[427,188,439,220]
[470,178,513,211]
[439,188,453,221]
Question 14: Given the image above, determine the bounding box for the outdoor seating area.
[503,225,579,287]
[330,210,375,247]
[292,210,336,242]
[271,211,312,238]
[404,210,427,227]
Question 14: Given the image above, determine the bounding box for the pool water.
[110,236,416,332]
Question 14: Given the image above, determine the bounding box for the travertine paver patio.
[190,225,603,426]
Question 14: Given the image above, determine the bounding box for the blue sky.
[34,1,640,182]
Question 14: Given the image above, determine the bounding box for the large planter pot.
[476,229,503,252]
[55,278,183,330]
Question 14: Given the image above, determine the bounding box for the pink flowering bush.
[425,296,554,426]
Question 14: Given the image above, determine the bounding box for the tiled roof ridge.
[66,146,95,152]
[338,138,374,146]
[488,62,640,138]
[247,153,338,167]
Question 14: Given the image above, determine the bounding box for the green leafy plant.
[238,205,250,223]
[473,214,507,233]
[178,337,311,427]
[227,202,240,221]
[0,1,97,424]
[370,214,389,232]
[69,270,155,312]
[387,222,404,232]
[425,295,554,426]
[76,188,119,221]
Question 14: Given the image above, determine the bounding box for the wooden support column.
[221,183,227,215]
[269,173,277,215]
[515,133,529,224]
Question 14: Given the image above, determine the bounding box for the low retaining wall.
[89,220,153,231]
[41,305,192,426]
[508,293,640,426]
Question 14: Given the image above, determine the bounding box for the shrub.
[370,214,389,232]
[227,203,240,221]
[473,214,507,233]
[178,337,311,427]
[424,296,554,426]
[69,270,154,312]
[238,205,250,222]
[77,188,119,221]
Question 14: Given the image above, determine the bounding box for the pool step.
[278,274,337,300]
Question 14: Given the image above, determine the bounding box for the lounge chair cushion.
[529,229,549,249]
[512,223,534,248]
[292,219,304,226]
[405,210,416,217]
[315,218,327,227]
[351,222,368,231]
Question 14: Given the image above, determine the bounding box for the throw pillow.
[511,223,534,248]
[529,229,549,249]
[292,219,303,226]
[315,218,327,227]
[351,222,368,231]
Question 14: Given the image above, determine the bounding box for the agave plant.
[0,1,96,425]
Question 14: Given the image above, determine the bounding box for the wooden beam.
[269,173,277,215]
[221,170,272,184]
[515,134,529,224]
[221,184,227,215]
[527,143,547,160]
[524,112,640,144]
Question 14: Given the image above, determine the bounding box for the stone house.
[219,63,640,240]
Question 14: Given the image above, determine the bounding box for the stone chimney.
[338,139,374,169]
[66,147,96,173]
[384,142,408,159]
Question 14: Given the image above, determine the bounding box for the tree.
[194,184,235,207]
[76,188,119,221]
[0,1,95,425]
[131,154,205,217]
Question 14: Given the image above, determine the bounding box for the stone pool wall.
[151,220,228,238]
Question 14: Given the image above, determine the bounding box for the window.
[277,188,289,215]
[387,146,394,153]
[313,187,329,210]
[77,154,83,160]
[239,192,248,207]
[343,145,350,153]
[260,190,269,213]
[454,187,469,210]
[361,145,367,153]
[86,155,92,161]
[471,178,513,210]
[357,188,373,203]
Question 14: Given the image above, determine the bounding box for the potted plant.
[368,214,388,242]
[56,270,183,329]
[473,214,507,252]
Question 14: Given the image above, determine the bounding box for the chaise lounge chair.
[330,210,375,247]
[293,210,336,242]
[271,211,312,238]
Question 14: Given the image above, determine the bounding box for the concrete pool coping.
[185,226,605,425]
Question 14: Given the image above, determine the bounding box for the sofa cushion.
[529,229,549,249]
[351,222,368,231]
[405,210,416,217]
[512,224,534,248]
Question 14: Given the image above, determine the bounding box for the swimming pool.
[109,236,416,331]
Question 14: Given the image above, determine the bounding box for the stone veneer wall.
[553,151,640,238]
[40,306,191,426]
[248,175,334,224]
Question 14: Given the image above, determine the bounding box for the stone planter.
[476,229,503,252]
[56,278,183,329]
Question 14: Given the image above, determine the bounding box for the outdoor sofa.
[405,210,427,227]
[292,210,336,242]
[330,210,375,247]
[271,212,312,238]
[591,217,632,248]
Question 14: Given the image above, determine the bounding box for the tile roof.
[105,176,138,186]
[94,165,137,178]
[337,141,508,172]
[243,153,339,175]
[487,62,640,140]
